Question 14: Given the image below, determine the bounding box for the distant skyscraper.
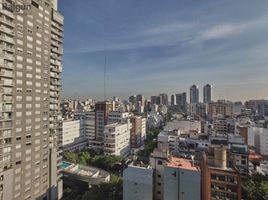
[136,94,144,107]
[151,96,158,105]
[129,95,136,105]
[159,93,168,105]
[203,84,212,103]
[176,93,187,112]
[171,95,176,106]
[190,85,199,104]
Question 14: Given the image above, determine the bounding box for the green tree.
[63,151,78,163]
[77,151,90,165]
[242,173,268,200]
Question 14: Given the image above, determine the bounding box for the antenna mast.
[104,56,107,101]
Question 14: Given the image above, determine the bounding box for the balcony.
[0,115,12,121]
[0,71,13,78]
[0,44,15,53]
[0,88,12,95]
[0,17,14,27]
[0,35,14,44]
[0,61,14,70]
[50,72,60,79]
[0,80,13,87]
[0,122,12,130]
[0,26,14,36]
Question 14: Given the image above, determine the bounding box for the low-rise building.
[164,120,201,133]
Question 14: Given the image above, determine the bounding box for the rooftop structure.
[166,157,199,172]
[61,161,110,186]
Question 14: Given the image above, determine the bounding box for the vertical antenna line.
[104,56,107,101]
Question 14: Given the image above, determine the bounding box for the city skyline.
[60,0,268,101]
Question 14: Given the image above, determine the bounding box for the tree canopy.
[242,173,268,200]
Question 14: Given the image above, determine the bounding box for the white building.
[164,120,201,133]
[248,127,268,155]
[158,131,210,154]
[103,122,132,157]
[141,118,146,140]
[63,120,87,152]
[108,111,129,124]
[164,157,201,200]
[123,166,153,200]
[82,111,96,141]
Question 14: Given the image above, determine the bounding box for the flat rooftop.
[166,157,199,172]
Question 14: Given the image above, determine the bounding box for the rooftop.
[166,157,200,172]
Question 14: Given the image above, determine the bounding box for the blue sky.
[59,0,268,101]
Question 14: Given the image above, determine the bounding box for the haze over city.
[1,0,268,200]
[60,0,268,101]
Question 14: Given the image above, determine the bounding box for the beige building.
[0,0,64,199]
[208,100,233,120]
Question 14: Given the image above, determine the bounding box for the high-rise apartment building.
[171,94,175,106]
[0,0,64,199]
[136,94,144,107]
[175,93,187,112]
[151,96,158,105]
[190,85,199,104]
[159,93,168,106]
[203,84,212,103]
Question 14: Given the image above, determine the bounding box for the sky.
[59,0,268,102]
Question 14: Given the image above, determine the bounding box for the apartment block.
[123,166,153,200]
[175,93,187,113]
[202,146,242,200]
[130,116,146,148]
[149,149,169,200]
[0,0,64,199]
[103,122,131,157]
[62,120,87,152]
[208,100,233,120]
[164,157,201,200]
[247,127,268,156]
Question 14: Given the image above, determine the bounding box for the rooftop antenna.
[104,56,107,102]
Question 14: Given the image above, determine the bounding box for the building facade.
[123,166,153,200]
[175,93,187,113]
[164,157,201,200]
[202,146,242,200]
[208,100,233,120]
[62,120,87,152]
[203,84,212,103]
[103,122,131,157]
[190,85,199,104]
[0,0,64,199]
